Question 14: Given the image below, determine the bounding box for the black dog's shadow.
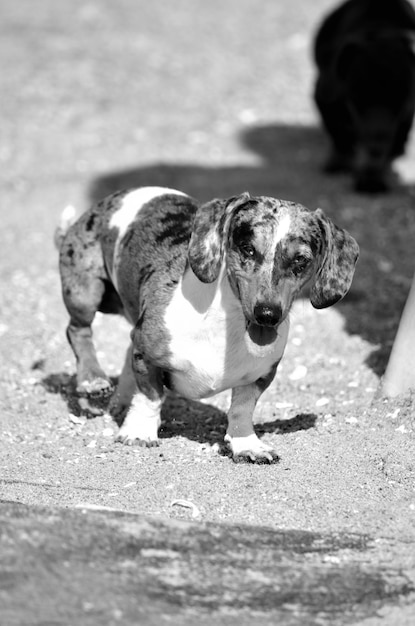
[41,371,317,457]
[89,124,330,206]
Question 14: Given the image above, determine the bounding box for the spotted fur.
[56,187,359,463]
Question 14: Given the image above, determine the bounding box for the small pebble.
[387,408,400,420]
[171,499,201,519]
[395,425,408,433]
[316,397,330,407]
[274,401,293,409]
[289,365,307,380]
[69,414,83,425]
[345,416,358,424]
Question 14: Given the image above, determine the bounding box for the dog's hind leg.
[59,235,113,397]
[65,293,113,397]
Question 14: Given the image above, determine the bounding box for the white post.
[382,271,415,396]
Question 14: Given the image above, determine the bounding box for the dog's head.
[188,193,359,343]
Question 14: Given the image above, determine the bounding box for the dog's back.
[107,188,198,323]
[315,0,415,70]
[57,187,199,325]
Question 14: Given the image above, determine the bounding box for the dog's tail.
[54,204,77,250]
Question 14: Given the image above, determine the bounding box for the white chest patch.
[163,269,289,399]
[108,186,187,289]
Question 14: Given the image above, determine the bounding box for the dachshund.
[56,187,359,462]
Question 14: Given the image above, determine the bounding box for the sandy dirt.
[1,0,415,622]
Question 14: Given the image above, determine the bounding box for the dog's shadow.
[159,393,317,446]
[41,372,118,417]
[89,123,330,206]
[41,371,317,454]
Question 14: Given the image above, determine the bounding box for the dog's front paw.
[224,433,279,464]
[116,426,159,447]
[115,394,162,447]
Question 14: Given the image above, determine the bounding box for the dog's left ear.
[310,209,359,309]
[188,192,252,283]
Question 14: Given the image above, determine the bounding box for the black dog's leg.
[392,113,415,159]
[315,83,355,172]
[322,114,355,173]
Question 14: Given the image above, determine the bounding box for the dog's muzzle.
[246,303,283,346]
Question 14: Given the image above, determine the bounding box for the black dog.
[314,0,415,192]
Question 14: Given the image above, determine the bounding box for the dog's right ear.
[310,209,359,309]
[188,192,251,283]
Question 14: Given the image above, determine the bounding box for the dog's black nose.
[253,303,282,327]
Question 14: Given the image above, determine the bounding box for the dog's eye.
[292,255,310,275]
[239,243,256,258]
